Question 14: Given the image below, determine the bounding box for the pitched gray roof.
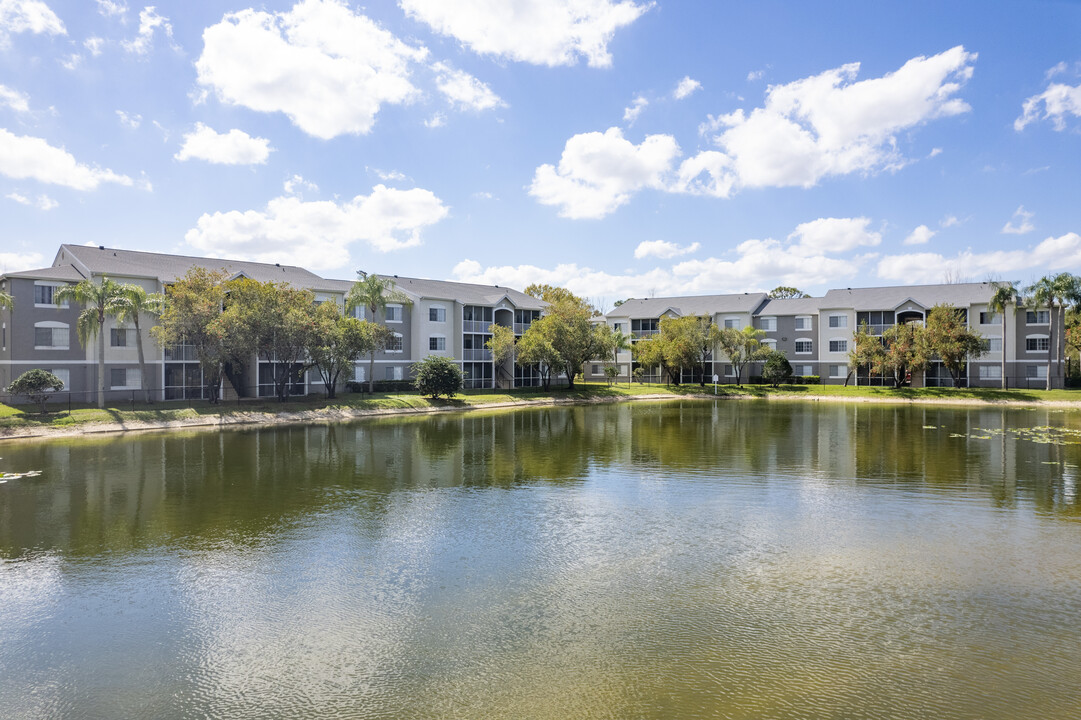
[821,282,997,310]
[323,274,546,310]
[57,244,326,286]
[4,264,86,281]
[607,293,768,319]
[755,296,827,315]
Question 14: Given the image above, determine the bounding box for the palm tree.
[987,281,1019,389]
[108,284,165,403]
[55,277,123,408]
[1026,275,1060,391]
[344,273,412,393]
[1053,273,1081,385]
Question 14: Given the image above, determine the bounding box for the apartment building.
[586,282,1066,389]
[0,245,545,401]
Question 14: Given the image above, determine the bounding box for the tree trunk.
[97,324,106,408]
[134,314,151,404]
[368,350,376,394]
[565,364,575,390]
[1001,310,1007,390]
[1047,303,1055,391]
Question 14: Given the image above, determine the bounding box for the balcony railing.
[462,320,493,333]
[513,322,531,335]
[463,348,492,361]
[632,330,657,340]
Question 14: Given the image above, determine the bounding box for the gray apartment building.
[587,282,1066,389]
[0,245,545,401]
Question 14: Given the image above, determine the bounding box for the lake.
[1,400,1080,719]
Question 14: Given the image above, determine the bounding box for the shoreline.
[2,389,1080,443]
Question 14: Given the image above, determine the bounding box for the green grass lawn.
[2,381,1079,434]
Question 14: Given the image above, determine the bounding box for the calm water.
[1,400,1080,719]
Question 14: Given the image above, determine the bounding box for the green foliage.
[486,324,517,366]
[629,316,719,385]
[345,273,412,393]
[8,369,64,413]
[308,303,384,398]
[518,296,606,390]
[850,320,930,388]
[108,283,165,403]
[0,291,13,311]
[54,276,124,408]
[762,351,793,386]
[988,281,1020,389]
[768,286,808,299]
[412,355,463,399]
[716,325,769,386]
[515,321,559,391]
[923,304,985,385]
[524,283,581,306]
[604,364,620,386]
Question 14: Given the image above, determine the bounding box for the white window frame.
[723,316,741,330]
[983,337,1002,353]
[724,364,736,377]
[354,364,366,382]
[794,315,812,331]
[978,365,1002,380]
[429,305,446,323]
[110,367,142,390]
[762,339,777,351]
[794,365,814,377]
[352,305,367,320]
[979,312,1001,325]
[40,368,70,390]
[385,304,403,323]
[33,281,69,308]
[828,314,848,329]
[429,335,446,351]
[759,316,777,332]
[385,365,404,381]
[110,326,132,347]
[386,332,404,353]
[1026,364,1048,379]
[1026,310,1050,325]
[34,321,70,350]
[794,338,813,354]
[829,364,847,379]
[1025,334,1050,353]
[828,338,848,353]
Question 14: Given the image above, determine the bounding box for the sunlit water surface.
[2,400,1080,719]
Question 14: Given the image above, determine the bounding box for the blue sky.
[2,0,1080,304]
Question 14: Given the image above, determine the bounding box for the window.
[759,317,777,332]
[429,306,446,322]
[829,339,848,353]
[1026,336,1050,352]
[762,339,776,351]
[981,337,1002,352]
[612,322,624,332]
[829,364,847,378]
[385,305,402,322]
[979,312,1001,325]
[385,366,404,381]
[352,305,366,320]
[34,323,69,349]
[387,333,403,352]
[978,365,1001,380]
[828,314,848,329]
[591,364,602,375]
[724,364,735,377]
[794,316,812,331]
[795,339,813,354]
[354,365,366,382]
[110,328,130,347]
[429,336,445,351]
[724,317,740,329]
[110,368,140,389]
[795,365,813,377]
[1027,310,1050,324]
[39,368,70,389]
[34,284,68,307]
[1026,365,1048,379]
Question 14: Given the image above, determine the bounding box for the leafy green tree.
[987,281,1020,389]
[345,273,412,393]
[762,351,793,386]
[524,283,579,305]
[413,355,463,399]
[716,325,769,386]
[1066,308,1080,380]
[1024,273,1079,390]
[518,294,605,390]
[108,284,165,403]
[515,324,559,391]
[768,286,808,299]
[151,268,233,403]
[631,334,671,384]
[923,304,985,387]
[881,320,930,387]
[55,276,123,408]
[216,279,317,402]
[0,290,12,311]
[848,322,886,386]
[308,302,382,398]
[486,323,517,386]
[7,369,64,413]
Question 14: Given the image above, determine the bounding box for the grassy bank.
[1,381,1079,438]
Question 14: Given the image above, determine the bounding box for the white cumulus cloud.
[0,250,45,273]
[184,184,450,270]
[95,0,126,18]
[116,109,141,129]
[0,0,65,45]
[673,76,701,99]
[787,217,881,256]
[6,190,58,209]
[174,123,271,165]
[903,224,936,245]
[400,0,651,68]
[1015,78,1081,131]
[0,84,30,112]
[1001,205,1035,235]
[84,36,104,55]
[0,128,132,189]
[634,239,700,259]
[196,0,427,140]
[431,61,504,111]
[623,94,648,124]
[122,5,173,55]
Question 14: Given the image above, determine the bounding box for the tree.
[923,304,985,387]
[1066,308,1080,380]
[1024,273,1079,390]
[55,276,123,408]
[768,286,808,299]
[515,325,558,390]
[0,290,12,311]
[762,351,793,387]
[216,279,317,402]
[486,323,517,385]
[150,268,232,403]
[7,369,64,413]
[716,326,769,386]
[108,284,165,403]
[631,334,671,384]
[987,281,1020,389]
[848,322,886,386]
[308,303,382,399]
[524,283,579,305]
[345,273,412,393]
[413,355,463,399]
[518,294,605,390]
[849,321,930,388]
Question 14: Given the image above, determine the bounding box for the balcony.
[513,322,531,335]
[462,320,493,333]
[632,330,657,340]
[463,348,492,362]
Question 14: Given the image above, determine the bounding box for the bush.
[412,356,463,399]
[344,381,365,393]
[762,351,793,387]
[792,375,821,385]
[8,369,65,413]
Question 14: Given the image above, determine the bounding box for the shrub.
[8,369,65,413]
[762,351,793,387]
[412,356,463,399]
[792,375,821,385]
